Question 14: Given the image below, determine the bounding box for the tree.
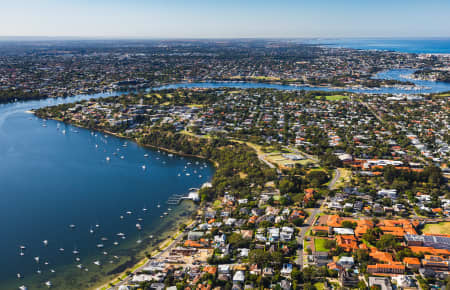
[342,221,357,229]
[292,217,304,226]
[249,249,270,266]
[306,170,329,187]
[376,234,397,251]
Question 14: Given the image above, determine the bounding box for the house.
[367,262,405,275]
[422,255,450,271]
[249,264,261,276]
[403,257,421,270]
[268,228,280,242]
[262,267,274,277]
[337,256,354,269]
[405,234,450,250]
[339,270,359,288]
[188,231,204,241]
[233,271,245,283]
[336,235,358,252]
[280,227,294,242]
[369,277,392,290]
[218,265,231,274]
[280,263,293,277]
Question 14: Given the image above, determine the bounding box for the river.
[158,69,450,94]
[0,93,214,289]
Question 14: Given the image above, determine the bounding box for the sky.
[1,0,449,38]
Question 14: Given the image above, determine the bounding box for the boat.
[93,260,101,266]
[199,175,202,178]
[69,224,76,229]
[59,248,64,252]
[19,249,24,256]
[142,165,146,170]
[42,240,48,246]
[122,142,128,147]
[45,281,52,288]
[144,154,149,157]
[96,244,104,248]
[156,204,161,208]
[149,235,154,239]
[19,286,27,290]
[164,212,168,215]
[137,239,142,244]
[19,245,26,250]
[100,237,108,241]
[62,130,66,135]
[186,173,190,176]
[142,207,147,212]
[136,223,142,230]
[72,249,79,255]
[95,223,100,228]
[120,156,125,159]
[50,269,55,273]
[113,241,119,246]
[17,273,22,279]
[119,215,124,219]
[106,156,110,161]
[102,251,108,255]
[126,211,132,215]
[77,264,82,269]
[95,144,98,148]
[168,153,173,157]
[89,227,94,234]
[75,257,80,262]
[116,232,125,237]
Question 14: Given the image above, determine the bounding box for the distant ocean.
[304,38,450,54]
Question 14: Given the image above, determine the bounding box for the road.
[295,168,339,269]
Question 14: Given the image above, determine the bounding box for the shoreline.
[31,113,214,290]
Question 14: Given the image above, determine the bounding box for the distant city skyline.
[1,0,450,38]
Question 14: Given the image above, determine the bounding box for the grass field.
[334,168,352,188]
[314,282,325,290]
[314,238,330,252]
[315,95,350,101]
[423,222,450,235]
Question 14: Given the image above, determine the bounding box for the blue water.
[0,94,214,289]
[306,38,450,54]
[159,69,450,94]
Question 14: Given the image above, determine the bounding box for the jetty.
[167,191,200,205]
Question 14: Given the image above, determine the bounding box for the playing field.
[316,95,350,101]
[423,222,450,235]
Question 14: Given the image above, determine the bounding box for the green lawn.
[315,95,350,101]
[423,222,450,235]
[314,238,330,252]
[314,282,325,290]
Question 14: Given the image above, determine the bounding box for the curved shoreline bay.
[0,97,214,289]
